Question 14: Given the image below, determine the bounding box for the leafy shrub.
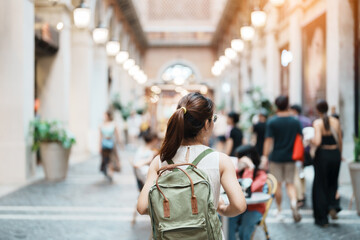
[30,119,76,151]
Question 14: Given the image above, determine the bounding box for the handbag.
[102,138,114,150]
[292,134,304,161]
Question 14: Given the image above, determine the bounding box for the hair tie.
[180,107,187,114]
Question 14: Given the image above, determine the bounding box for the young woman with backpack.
[137,92,246,239]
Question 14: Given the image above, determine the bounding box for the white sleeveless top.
[159,145,221,209]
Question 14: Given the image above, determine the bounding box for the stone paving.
[0,150,359,240]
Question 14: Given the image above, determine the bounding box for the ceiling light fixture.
[251,10,267,27]
[231,39,245,52]
[73,0,91,29]
[241,26,255,41]
[106,41,120,56]
[93,25,109,44]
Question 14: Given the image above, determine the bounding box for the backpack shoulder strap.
[166,159,175,165]
[187,148,214,169]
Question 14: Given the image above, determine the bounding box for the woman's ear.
[204,119,211,131]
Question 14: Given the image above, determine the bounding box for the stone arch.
[156,59,203,84]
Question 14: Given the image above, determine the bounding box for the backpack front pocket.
[159,218,208,240]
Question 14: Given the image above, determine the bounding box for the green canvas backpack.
[148,149,223,240]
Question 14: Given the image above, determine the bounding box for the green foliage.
[112,94,146,120]
[30,119,76,152]
[240,86,275,131]
[355,119,360,162]
[216,98,225,111]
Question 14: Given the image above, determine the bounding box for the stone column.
[265,32,280,101]
[0,0,35,183]
[251,37,266,88]
[35,4,71,122]
[69,29,94,155]
[88,46,109,154]
[327,0,355,162]
[265,8,280,101]
[240,51,252,103]
[289,6,303,104]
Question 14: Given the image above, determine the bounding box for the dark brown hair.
[316,99,330,131]
[143,131,158,144]
[275,95,289,111]
[159,92,214,163]
[106,110,113,121]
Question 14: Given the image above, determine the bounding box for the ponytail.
[159,108,185,163]
[323,115,330,131]
[316,99,330,131]
[159,92,214,163]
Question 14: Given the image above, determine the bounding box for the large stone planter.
[40,142,71,181]
[349,162,360,216]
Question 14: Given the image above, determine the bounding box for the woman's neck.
[181,138,203,146]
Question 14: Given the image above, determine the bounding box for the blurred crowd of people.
[97,93,343,239]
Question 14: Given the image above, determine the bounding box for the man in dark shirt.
[262,96,302,223]
[226,112,243,156]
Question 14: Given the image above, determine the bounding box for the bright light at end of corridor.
[174,77,185,85]
[222,83,231,93]
[281,50,293,67]
[241,26,255,41]
[106,41,120,56]
[251,10,267,27]
[231,39,244,52]
[73,2,91,29]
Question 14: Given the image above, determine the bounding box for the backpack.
[148,149,223,240]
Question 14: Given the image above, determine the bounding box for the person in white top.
[137,92,247,232]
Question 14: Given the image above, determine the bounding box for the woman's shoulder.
[217,152,235,170]
[313,118,323,126]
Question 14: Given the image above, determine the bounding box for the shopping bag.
[292,134,304,161]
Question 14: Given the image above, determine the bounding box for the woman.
[229,145,267,240]
[311,100,342,226]
[133,131,159,191]
[99,111,121,182]
[137,93,247,238]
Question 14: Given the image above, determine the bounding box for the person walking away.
[228,145,267,240]
[133,132,159,191]
[252,109,268,156]
[99,111,121,182]
[226,112,244,157]
[137,92,247,239]
[310,100,342,226]
[290,104,312,207]
[262,96,302,222]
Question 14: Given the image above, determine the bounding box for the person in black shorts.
[226,112,244,157]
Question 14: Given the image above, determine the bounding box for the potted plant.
[349,120,360,215]
[30,119,76,181]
